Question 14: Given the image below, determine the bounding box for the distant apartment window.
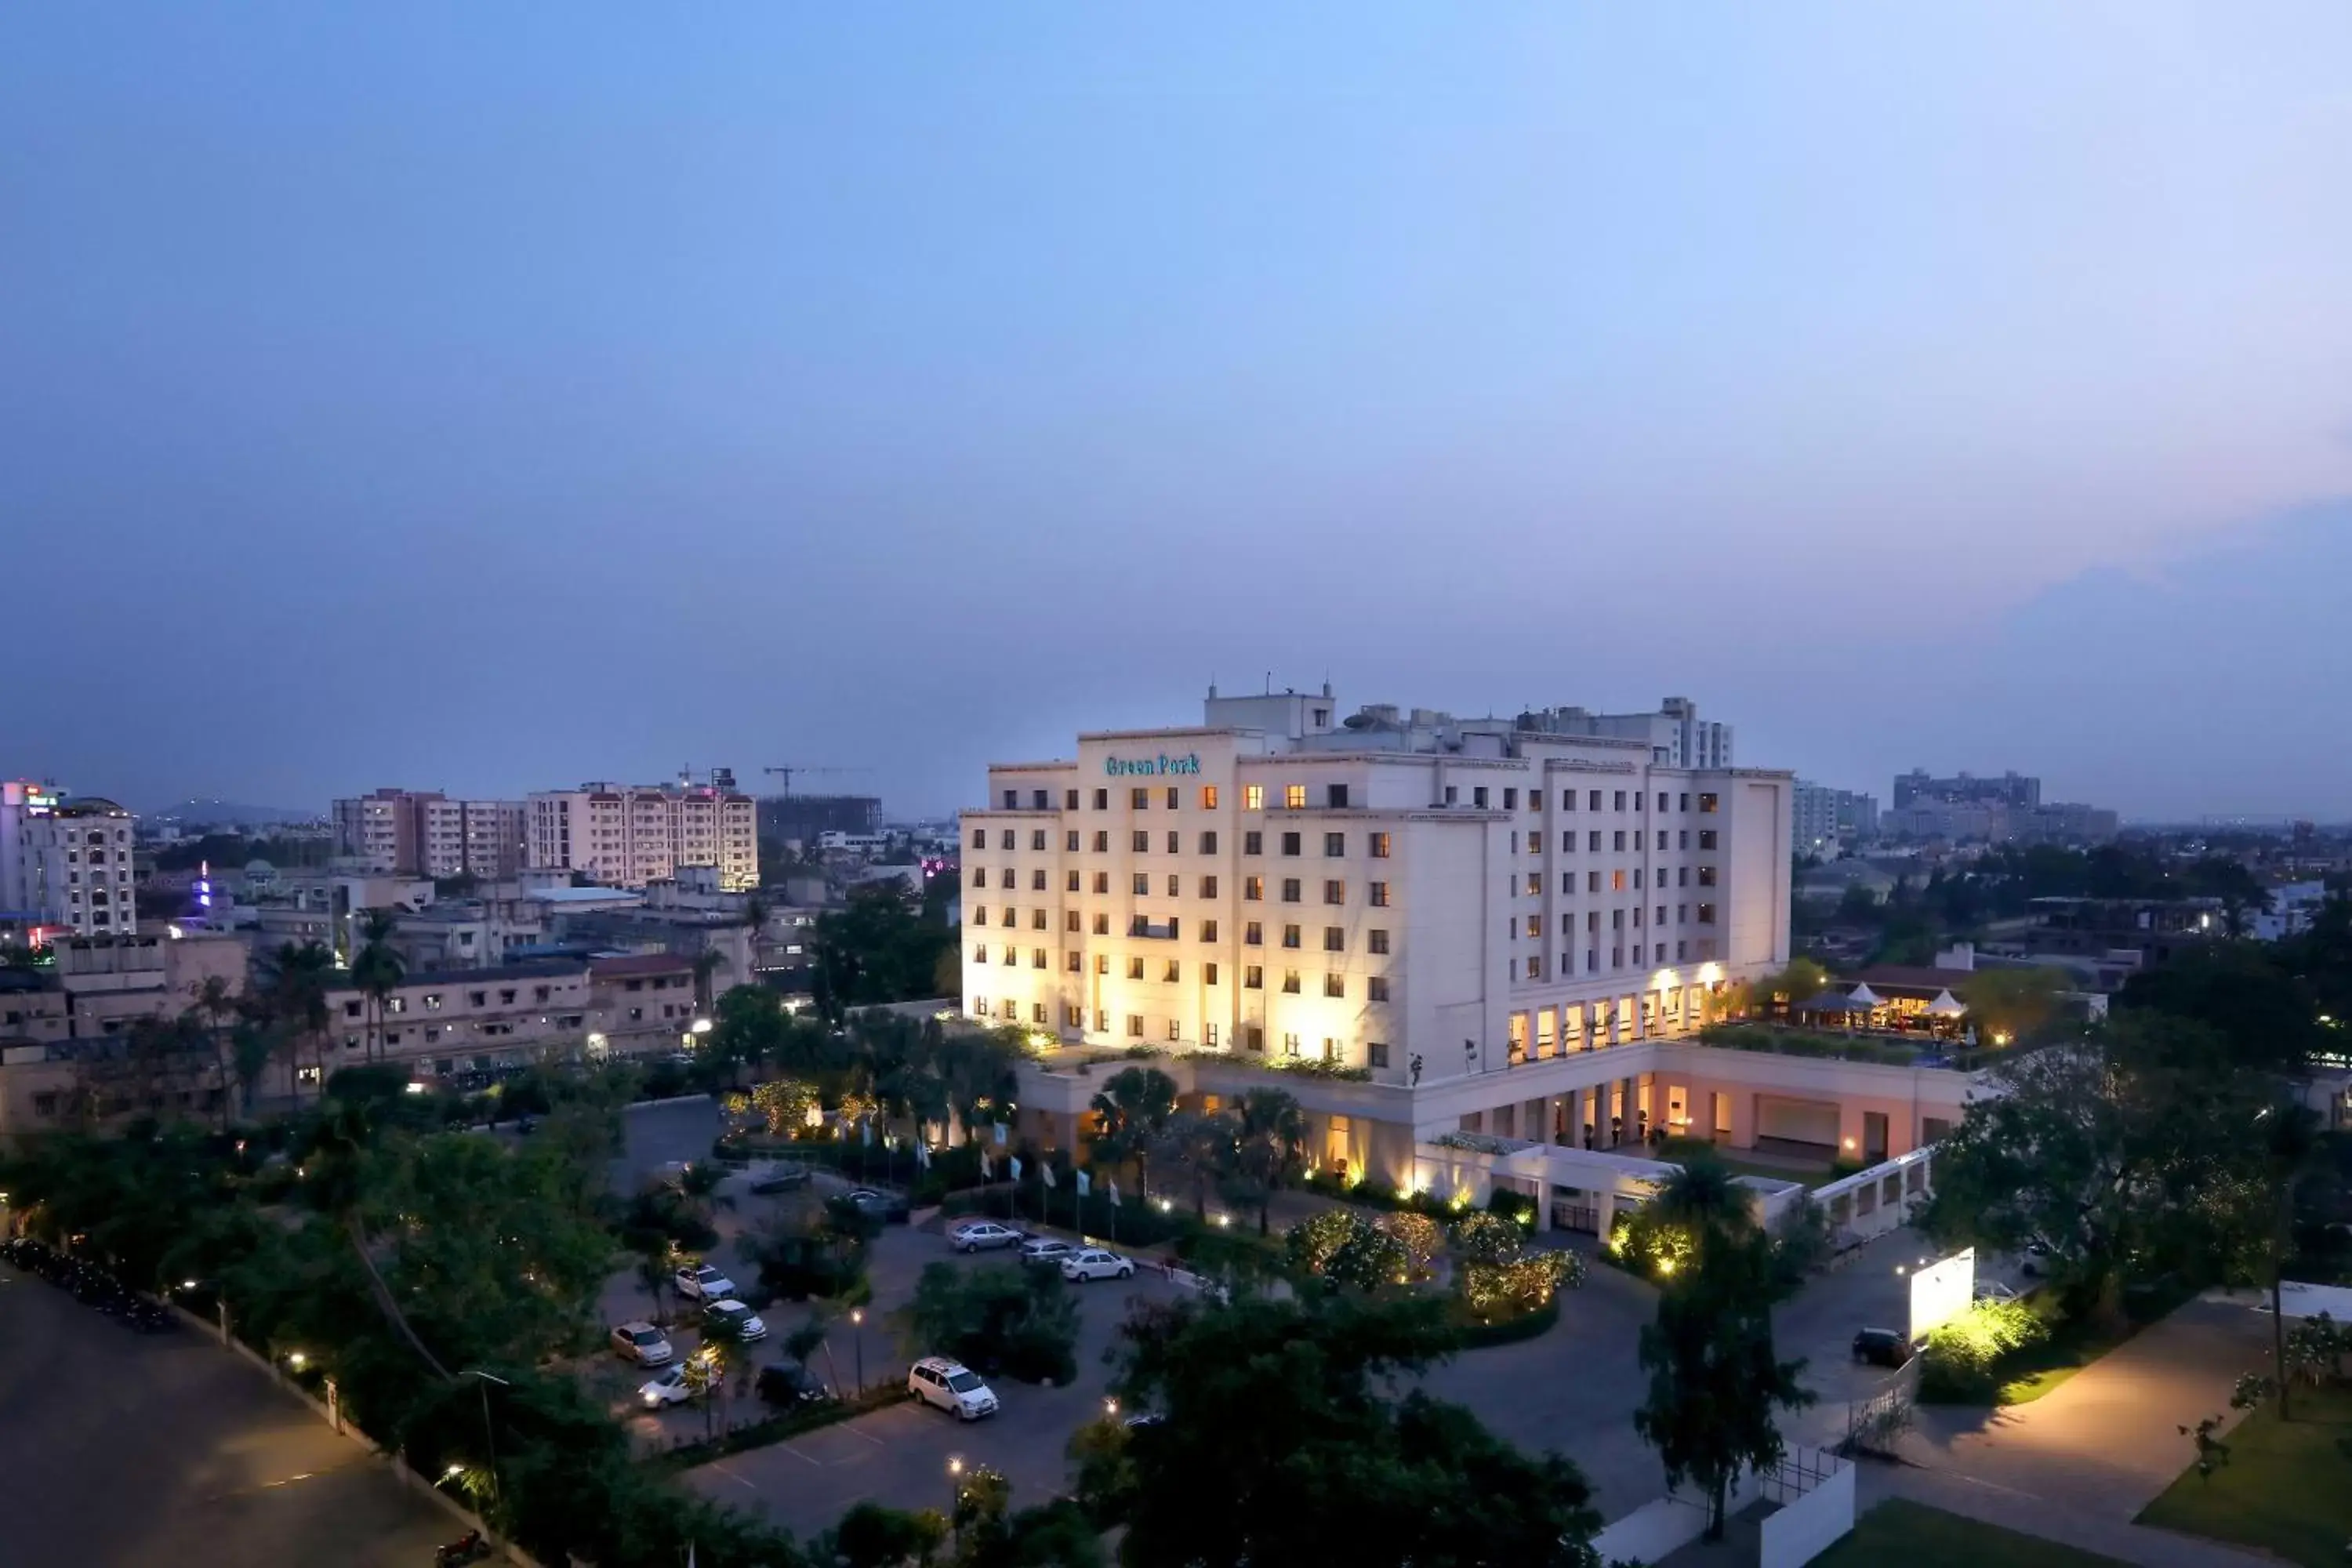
[1282,971,1301,994]
[1131,788,1149,810]
[1244,921,1263,946]
[1243,876,1264,902]
[1322,880,1345,905]
[1167,874,1180,897]
[1444,786,1458,805]
[1032,829,1047,851]
[1066,910,1081,933]
[971,828,985,849]
[1697,866,1717,887]
[1163,786,1179,810]
[1033,909,1048,931]
[1163,960,1181,983]
[1366,929,1390,956]
[1368,832,1392,858]
[1588,910,1601,932]
[1068,870,1082,893]
[1244,785,1265,811]
[1096,954,1110,975]
[1201,919,1220,942]
[1697,829,1719,850]
[1472,786,1489,809]
[1525,914,1541,938]
[1066,789,1080,810]
[1611,947,1623,967]
[973,944,989,963]
[1132,873,1149,895]
[1319,832,1344,857]
[1282,1032,1301,1058]
[1033,949,1047,968]
[1524,873,1540,897]
[1323,973,1345,998]
[1634,869,1644,889]
[1368,881,1390,907]
[1281,924,1302,949]
[1200,875,1219,898]
[1094,831,1109,852]
[1032,789,1049,810]
[1327,784,1350,808]
[1613,830,1626,851]
[1275,784,1302,810]
[1280,832,1301,856]
[1127,1014,1145,1037]
[1032,869,1047,891]
[1243,830,1263,855]
[469,990,486,1007]
[1244,965,1264,989]
[1093,913,1109,935]
[1003,789,1018,809]
[1064,830,1080,851]
[1367,1040,1390,1069]
[1204,962,1220,985]
[1205,1021,1221,1047]
[1281,878,1302,903]
[1200,831,1218,854]
[1612,870,1628,892]
[1676,940,1688,961]
[1094,873,1110,894]
[974,907,990,927]
[1697,903,1718,924]
[1094,789,1109,810]
[1698,793,1719,813]
[1132,830,1150,852]
[1525,956,1542,980]
[1201,786,1219,810]
[1323,926,1345,953]
[1611,909,1624,930]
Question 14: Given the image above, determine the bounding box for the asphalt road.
[0,1261,455,1568]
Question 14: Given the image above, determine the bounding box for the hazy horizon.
[7,5,2349,820]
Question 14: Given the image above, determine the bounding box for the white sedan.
[1018,1238,1076,1266]
[638,1365,695,1407]
[950,1221,1023,1254]
[674,1263,737,1302]
[1060,1248,1135,1283]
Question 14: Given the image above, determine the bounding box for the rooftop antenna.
[1265,670,1272,695]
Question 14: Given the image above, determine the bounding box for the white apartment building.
[528,779,758,892]
[1516,696,1732,770]
[5,795,140,938]
[332,789,528,879]
[960,686,1789,1081]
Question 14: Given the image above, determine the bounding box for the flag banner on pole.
[993,1122,1008,1147]
[916,1141,931,1169]
[1010,1155,1023,1182]
[861,1120,872,1147]
[1042,1163,1057,1189]
[980,1152,993,1180]
[1076,1171,1091,1198]
[1107,1178,1120,1207]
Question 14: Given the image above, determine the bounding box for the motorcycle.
[435,1530,493,1566]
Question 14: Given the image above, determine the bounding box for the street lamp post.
[462,1369,510,1512]
[946,1456,964,1550]
[850,1308,865,1394]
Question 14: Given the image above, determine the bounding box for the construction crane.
[762,764,869,800]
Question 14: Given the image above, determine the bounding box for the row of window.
[971,907,1392,953]
[1513,903,1716,938]
[1527,866,1716,895]
[1516,939,1714,979]
[995,782,1724,817]
[968,944,1393,1000]
[968,997,1392,1069]
[975,826,1399,859]
[966,866,1393,905]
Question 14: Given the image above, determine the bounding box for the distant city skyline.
[7,5,2349,821]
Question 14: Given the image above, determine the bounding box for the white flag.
[1076,1170,1091,1198]
[981,1152,993,1180]
[1010,1155,1024,1182]
[916,1140,931,1169]
[1042,1163,1057,1189]
[993,1121,1008,1147]
[1107,1178,1121,1207]
[861,1120,872,1147]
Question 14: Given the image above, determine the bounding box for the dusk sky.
[6,5,2349,822]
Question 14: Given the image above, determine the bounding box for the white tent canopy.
[1926,990,1967,1017]
[1846,983,1882,1005]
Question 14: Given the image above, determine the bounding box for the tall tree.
[1633,1162,1811,1539]
[1225,1087,1308,1236]
[350,909,405,1065]
[1155,1109,1233,1219]
[1087,1066,1177,1200]
[189,974,244,1128]
[267,941,335,1104]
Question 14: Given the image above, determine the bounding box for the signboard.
[1907,1247,1976,1343]
[1104,753,1200,777]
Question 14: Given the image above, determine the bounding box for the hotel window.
[1504,787,1518,809]
[1610,791,1624,811]
[1201,919,1220,942]
[1121,788,1142,809]
[1245,921,1263,945]
[1164,960,1181,982]
[1367,1040,1390,1069]
[1323,927,1345,953]
[1525,914,1541,938]
[974,907,989,927]
[1132,873,1149,895]
[969,867,984,887]
[1657,905,1668,926]
[1033,949,1048,968]
[973,996,989,1017]
[1204,962,1220,985]
[1128,956,1145,979]
[1368,831,1391,858]
[1588,910,1601,931]
[1065,910,1081,933]
[1697,829,1719,850]
[1612,870,1628,892]
[1279,830,1301,855]
[1000,829,1014,850]
[1165,786,1179,809]
[1611,946,1624,967]
[1000,948,1016,966]
[1612,909,1624,930]
[1164,1017,1181,1042]
[1243,830,1263,855]
[1032,869,1047,891]
[1676,903,1687,923]
[1582,830,1598,851]
[1323,831,1345,856]
[1282,1032,1301,1057]
[1323,974,1345,998]
[1244,966,1264,989]
[1068,870,1082,892]
[1560,790,1576,811]
[1524,873,1541,896]
[1327,784,1350,808]
[1588,789,1602,811]
[1166,874,1180,896]
[1525,956,1543,979]
[1281,878,1302,903]
[1472,786,1489,808]
[1094,789,1109,809]
[1094,1007,1109,1031]
[973,944,989,963]
[1094,913,1110,935]
[1281,783,1305,809]
[1282,924,1302,949]
[1200,875,1219,898]
[1444,786,1457,804]
[970,828,985,849]
[1368,880,1390,907]
[1367,928,1389,954]
[1633,869,1644,889]
[1200,830,1218,853]
[1697,902,1718,924]
[1281,970,1301,994]
[1002,789,1017,809]
[1613,830,1626,851]
[1031,829,1047,851]
[1065,952,1081,973]
[1094,872,1110,894]
[1065,830,1080,851]
[1243,876,1264,902]
[1201,786,1219,810]
[1066,789,1080,810]
[1033,909,1048,930]
[1697,866,1718,887]
[1698,793,1719,813]
[1127,1014,1145,1037]
[1132,829,1149,852]
[1094,831,1109,851]
[1367,978,1390,1003]
[1244,784,1265,811]
[1323,880,1345,905]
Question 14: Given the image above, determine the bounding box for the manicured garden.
[2136,1383,2352,1566]
[1810,1499,2127,1567]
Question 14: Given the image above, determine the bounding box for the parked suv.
[610,1322,674,1367]
[908,1356,1000,1421]
[1851,1327,1909,1367]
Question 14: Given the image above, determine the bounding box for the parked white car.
[638,1365,695,1407]
[1018,1238,1076,1266]
[674,1263,737,1302]
[609,1321,674,1367]
[949,1221,1023,1254]
[908,1356,999,1420]
[704,1299,768,1342]
[1060,1248,1135,1283]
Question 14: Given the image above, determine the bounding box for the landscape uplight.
[1104,1397,1119,1418]
[287,1350,308,1369]
[691,1018,714,1034]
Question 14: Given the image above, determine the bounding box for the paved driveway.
[0,1261,453,1568]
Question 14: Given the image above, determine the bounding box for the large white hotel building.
[962,688,1980,1224]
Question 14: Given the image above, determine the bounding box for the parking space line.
[840,1425,885,1448]
[777,1443,822,1466]
[704,1461,757,1491]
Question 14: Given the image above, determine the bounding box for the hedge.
[650,1385,911,1472]
[1450,1294,1561,1349]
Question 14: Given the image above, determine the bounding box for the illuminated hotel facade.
[963,683,1795,1116]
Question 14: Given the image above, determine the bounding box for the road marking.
[841,1424,885,1448]
[705,1461,757,1491]
[778,1443,822,1467]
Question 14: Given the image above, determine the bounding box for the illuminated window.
[1282,1032,1301,1057]
[1243,876,1264,902]
[1612,870,1628,892]
[1096,954,1110,974]
[1698,793,1719,813]
[973,944,988,963]
[1281,970,1301,994]
[1283,784,1307,810]
[1065,952,1082,972]
[1201,786,1219,810]
[1368,881,1390,908]
[1244,784,1265,811]
[1525,956,1541,979]
[1033,949,1047,968]
[1524,873,1540,896]
[1323,974,1345,999]
[1525,915,1540,938]
[1368,832,1391,858]
[1697,866,1718,887]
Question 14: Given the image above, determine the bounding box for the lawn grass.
[1919,1279,2197,1407]
[2135,1383,2352,1566]
[1809,1498,2125,1567]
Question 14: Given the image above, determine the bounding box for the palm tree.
[1650,1156,1756,1255]
[268,942,335,1105]
[1156,1110,1235,1219]
[1229,1088,1308,1236]
[1087,1066,1178,1201]
[350,909,405,1065]
[691,947,730,1016]
[189,975,243,1130]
